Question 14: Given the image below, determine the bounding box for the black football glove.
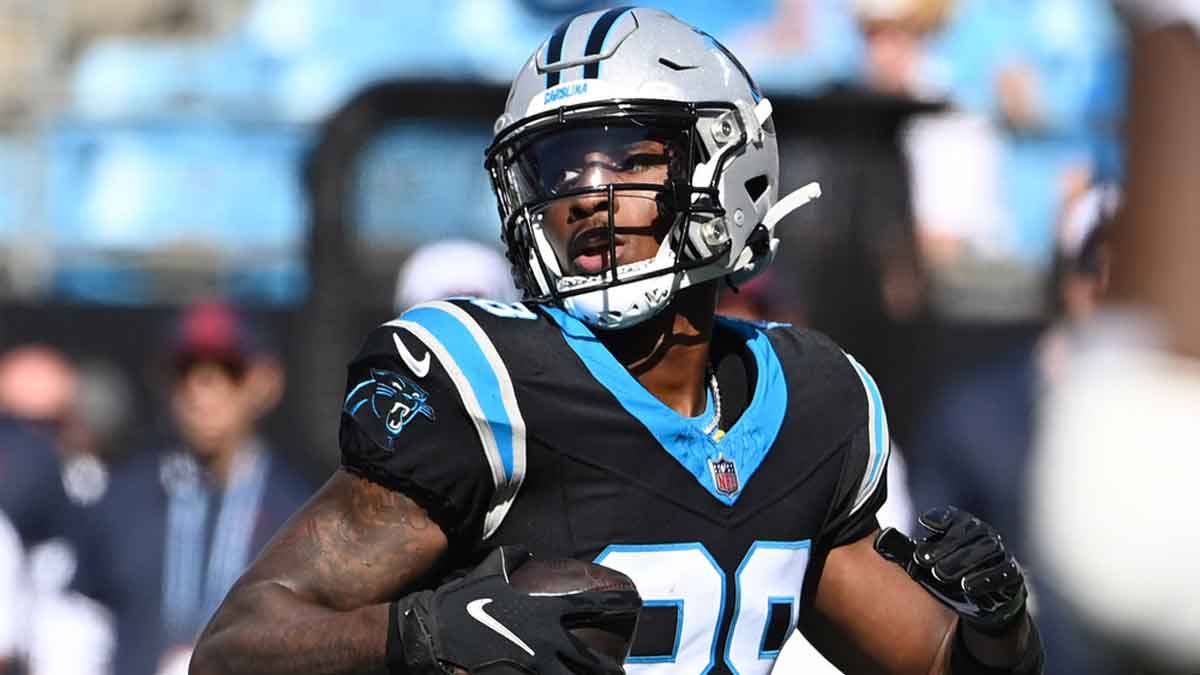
[875,506,1027,635]
[393,545,640,674]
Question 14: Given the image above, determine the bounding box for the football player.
[192,8,1042,675]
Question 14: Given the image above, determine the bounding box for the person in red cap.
[166,301,281,484]
[68,301,313,675]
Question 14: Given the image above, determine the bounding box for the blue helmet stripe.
[544,16,573,88]
[582,6,633,79]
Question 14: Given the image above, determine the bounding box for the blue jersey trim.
[846,354,889,509]
[543,308,788,505]
[402,306,516,479]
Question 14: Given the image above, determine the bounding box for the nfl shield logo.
[709,456,740,496]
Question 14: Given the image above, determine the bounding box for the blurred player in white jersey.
[1031,2,1200,672]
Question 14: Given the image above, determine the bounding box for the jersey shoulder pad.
[762,325,874,426]
[346,298,540,540]
[384,295,550,380]
[351,297,544,387]
[764,324,890,517]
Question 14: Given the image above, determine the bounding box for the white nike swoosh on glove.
[393,333,431,378]
[466,598,536,656]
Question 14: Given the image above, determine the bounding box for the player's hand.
[874,506,1027,635]
[393,545,636,674]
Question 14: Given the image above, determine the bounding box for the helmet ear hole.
[744,174,769,203]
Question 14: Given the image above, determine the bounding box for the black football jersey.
[340,297,891,675]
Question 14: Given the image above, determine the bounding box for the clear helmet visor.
[507,121,693,201]
[496,121,697,279]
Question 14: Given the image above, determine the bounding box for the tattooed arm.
[189,470,449,675]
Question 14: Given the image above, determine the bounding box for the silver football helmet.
[485,7,820,329]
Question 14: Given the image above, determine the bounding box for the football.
[510,558,642,665]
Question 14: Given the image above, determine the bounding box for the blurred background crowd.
[0,0,1176,673]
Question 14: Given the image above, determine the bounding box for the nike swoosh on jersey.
[465,598,536,656]
[393,333,431,378]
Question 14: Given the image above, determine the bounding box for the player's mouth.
[568,227,626,276]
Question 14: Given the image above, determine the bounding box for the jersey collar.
[542,307,788,505]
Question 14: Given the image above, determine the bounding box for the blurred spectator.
[70,301,313,675]
[393,238,518,312]
[0,343,77,429]
[0,510,23,674]
[854,0,954,99]
[56,359,136,507]
[1037,184,1119,380]
[0,344,117,675]
[861,5,1125,586]
[0,344,130,508]
[0,346,76,548]
[867,0,1124,320]
[907,186,1116,674]
[25,537,114,675]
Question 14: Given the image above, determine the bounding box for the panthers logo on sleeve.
[344,368,436,449]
